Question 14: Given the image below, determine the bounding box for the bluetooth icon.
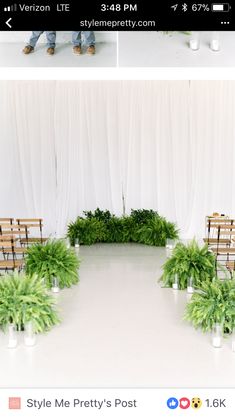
[182,3,188,12]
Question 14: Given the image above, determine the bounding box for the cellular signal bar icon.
[4,4,17,12]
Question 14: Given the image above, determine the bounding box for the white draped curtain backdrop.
[1,80,235,238]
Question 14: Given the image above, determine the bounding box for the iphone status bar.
[0,1,233,30]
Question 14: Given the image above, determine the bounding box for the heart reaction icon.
[179,397,191,409]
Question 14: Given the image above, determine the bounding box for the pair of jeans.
[72,31,95,47]
[28,31,56,48]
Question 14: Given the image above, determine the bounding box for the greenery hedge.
[161,240,216,290]
[67,208,179,247]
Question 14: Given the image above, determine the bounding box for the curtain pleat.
[1,80,235,238]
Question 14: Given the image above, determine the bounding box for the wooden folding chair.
[0,223,28,242]
[204,217,234,247]
[211,225,235,276]
[0,236,24,273]
[16,218,47,245]
[0,233,28,257]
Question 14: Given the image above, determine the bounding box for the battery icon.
[212,3,230,11]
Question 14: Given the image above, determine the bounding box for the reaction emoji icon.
[179,397,190,409]
[191,397,202,409]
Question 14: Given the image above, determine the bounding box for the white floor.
[118,31,235,67]
[1,243,235,388]
[0,42,117,67]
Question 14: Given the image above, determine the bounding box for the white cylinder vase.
[172,274,179,290]
[7,324,18,349]
[24,321,36,346]
[189,32,200,51]
[74,238,80,257]
[212,323,223,348]
[210,32,220,52]
[187,277,194,294]
[52,277,60,293]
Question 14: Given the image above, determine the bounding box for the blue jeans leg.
[46,31,56,48]
[28,31,43,48]
[72,32,82,46]
[83,31,96,46]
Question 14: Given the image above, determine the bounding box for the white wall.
[0,31,116,43]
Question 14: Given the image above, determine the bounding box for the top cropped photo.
[1,31,235,68]
[118,31,235,67]
[0,31,118,67]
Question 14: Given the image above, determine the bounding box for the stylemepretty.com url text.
[80,19,156,29]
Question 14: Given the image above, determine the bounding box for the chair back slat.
[16,218,43,223]
[0,224,27,229]
[0,230,28,236]
[0,218,13,223]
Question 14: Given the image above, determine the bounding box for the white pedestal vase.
[212,323,223,348]
[24,321,36,347]
[7,324,18,349]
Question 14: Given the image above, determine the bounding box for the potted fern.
[0,273,59,335]
[184,278,235,336]
[160,240,216,290]
[25,239,80,289]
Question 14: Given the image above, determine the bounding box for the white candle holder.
[7,324,18,349]
[210,32,220,52]
[187,277,194,294]
[212,323,223,348]
[75,238,80,256]
[52,277,60,293]
[24,321,36,347]
[172,274,179,290]
[189,32,200,51]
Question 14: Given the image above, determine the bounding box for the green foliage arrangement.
[0,273,59,333]
[129,209,157,225]
[25,239,80,289]
[184,278,235,333]
[67,217,107,246]
[161,240,216,289]
[84,208,113,223]
[136,217,178,246]
[67,208,178,247]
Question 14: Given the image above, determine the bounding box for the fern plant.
[130,209,158,225]
[161,240,216,289]
[25,239,80,289]
[136,217,178,246]
[67,218,107,245]
[67,208,179,247]
[0,273,59,333]
[83,208,113,223]
[184,278,235,333]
